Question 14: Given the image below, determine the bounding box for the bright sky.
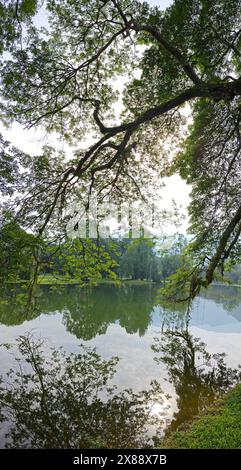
[148,0,173,7]
[0,0,190,236]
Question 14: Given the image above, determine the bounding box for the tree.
[119,239,158,280]
[43,238,120,285]
[0,216,38,286]
[1,0,241,298]
[158,253,181,284]
[0,0,39,54]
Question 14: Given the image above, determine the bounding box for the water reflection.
[152,317,241,435]
[1,285,241,338]
[0,334,166,449]
[200,285,241,320]
[61,285,156,339]
[0,284,241,448]
[0,326,240,448]
[0,293,39,325]
[0,285,157,338]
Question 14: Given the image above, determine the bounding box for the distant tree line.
[0,217,187,285]
[39,235,189,284]
[1,218,240,290]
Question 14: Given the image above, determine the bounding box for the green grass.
[37,274,88,285]
[162,385,241,449]
[34,274,155,286]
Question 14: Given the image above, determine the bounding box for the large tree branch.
[95,86,204,134]
[111,0,203,86]
[71,87,203,180]
[178,204,241,302]
[205,204,241,284]
[93,78,241,136]
[35,76,241,238]
[132,22,203,87]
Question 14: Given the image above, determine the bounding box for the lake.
[0,283,241,448]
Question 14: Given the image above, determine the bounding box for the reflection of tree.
[152,320,241,434]
[40,284,157,339]
[0,291,40,325]
[199,285,241,316]
[0,335,167,449]
[2,284,241,337]
[0,285,157,338]
[158,302,189,332]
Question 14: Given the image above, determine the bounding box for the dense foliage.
[0,0,241,299]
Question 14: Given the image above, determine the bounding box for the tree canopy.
[0,0,241,299]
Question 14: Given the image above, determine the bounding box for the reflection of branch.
[26,337,64,446]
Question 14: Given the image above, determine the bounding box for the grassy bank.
[12,276,241,288]
[162,385,241,449]
[34,274,156,286]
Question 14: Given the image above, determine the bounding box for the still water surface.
[0,284,241,447]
